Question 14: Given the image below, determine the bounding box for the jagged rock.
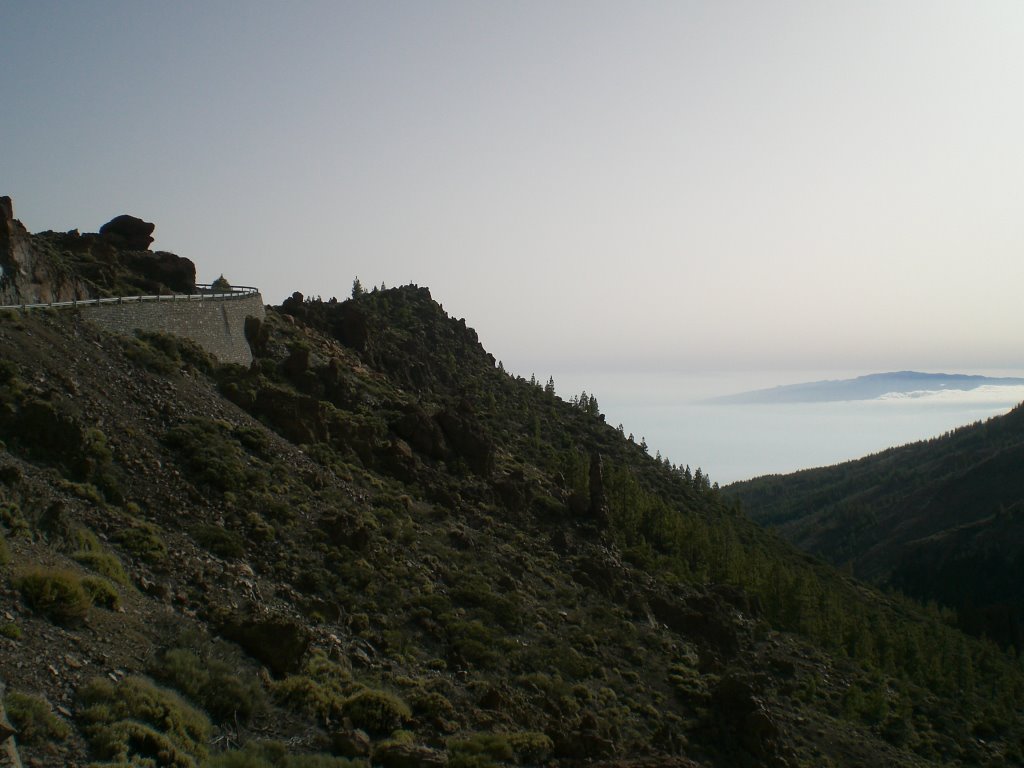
[215,610,311,677]
[122,250,196,293]
[282,344,312,378]
[253,386,326,445]
[379,438,417,481]
[0,196,90,305]
[493,469,532,511]
[99,214,155,250]
[712,675,784,764]
[335,301,370,352]
[244,315,270,357]
[435,408,494,475]
[391,402,447,460]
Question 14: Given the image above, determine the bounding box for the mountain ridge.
[727,404,1024,651]
[706,371,1024,404]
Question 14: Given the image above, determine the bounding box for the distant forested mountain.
[708,371,1024,404]
[728,404,1024,651]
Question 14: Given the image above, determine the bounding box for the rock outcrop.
[122,250,196,294]
[0,197,198,304]
[99,213,155,250]
[0,197,91,305]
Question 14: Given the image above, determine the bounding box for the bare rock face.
[123,250,196,294]
[0,196,32,303]
[99,214,155,250]
[0,196,91,305]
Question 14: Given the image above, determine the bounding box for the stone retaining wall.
[81,292,265,366]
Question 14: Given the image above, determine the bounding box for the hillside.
[1,210,1023,766]
[727,407,1024,652]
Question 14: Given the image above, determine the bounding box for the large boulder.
[99,214,155,250]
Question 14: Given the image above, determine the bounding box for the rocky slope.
[0,209,1022,767]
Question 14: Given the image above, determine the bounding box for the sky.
[3,1,1024,379]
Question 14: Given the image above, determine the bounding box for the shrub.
[0,501,29,537]
[78,675,211,767]
[73,549,129,585]
[81,576,120,610]
[165,419,259,494]
[271,675,343,723]
[16,568,90,626]
[447,733,515,768]
[4,690,71,745]
[341,689,411,736]
[149,648,264,723]
[0,530,8,565]
[507,732,554,763]
[0,621,20,639]
[192,524,245,559]
[408,687,457,722]
[115,520,167,563]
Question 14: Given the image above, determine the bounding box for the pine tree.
[544,376,555,396]
[352,277,364,298]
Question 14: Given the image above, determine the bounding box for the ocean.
[547,369,1024,485]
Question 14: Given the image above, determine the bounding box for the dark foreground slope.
[728,407,1024,651]
[0,288,1022,767]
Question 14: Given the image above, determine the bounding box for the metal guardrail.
[0,284,260,311]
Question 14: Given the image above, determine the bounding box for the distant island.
[707,371,1024,404]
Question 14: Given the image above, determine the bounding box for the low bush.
[4,690,71,745]
[16,568,90,626]
[149,648,264,723]
[507,732,554,763]
[114,520,167,563]
[447,733,515,768]
[73,549,129,585]
[69,527,130,584]
[77,675,211,767]
[192,524,246,559]
[209,741,364,768]
[271,675,343,723]
[341,689,411,737]
[81,576,120,610]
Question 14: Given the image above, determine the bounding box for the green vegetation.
[16,567,91,626]
[77,676,211,768]
[4,690,71,745]
[341,689,411,737]
[209,741,363,768]
[71,527,130,584]
[730,406,1024,651]
[80,575,120,610]
[114,519,167,563]
[148,647,264,723]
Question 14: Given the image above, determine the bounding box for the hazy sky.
[3,1,1024,378]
